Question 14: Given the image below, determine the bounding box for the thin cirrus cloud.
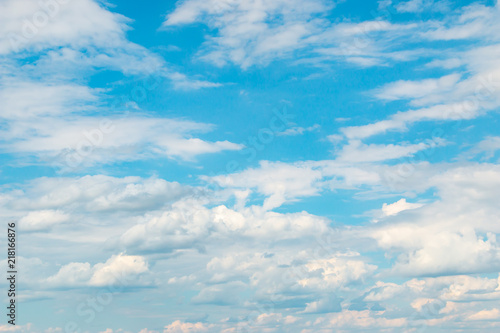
[162,0,333,68]
[0,78,242,168]
[163,0,421,69]
[336,2,500,141]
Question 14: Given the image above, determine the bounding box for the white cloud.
[89,254,149,287]
[467,308,500,321]
[207,161,326,209]
[368,164,500,276]
[363,281,405,302]
[0,324,34,332]
[340,101,485,139]
[119,198,329,253]
[277,124,320,136]
[335,139,442,163]
[163,0,420,69]
[164,0,332,68]
[0,0,128,54]
[0,0,166,76]
[422,2,500,41]
[322,310,407,329]
[396,0,450,13]
[191,281,246,305]
[463,136,500,161]
[425,57,463,69]
[254,313,298,326]
[205,159,439,210]
[334,4,500,142]
[46,254,149,287]
[46,262,92,287]
[299,254,377,289]
[0,79,242,167]
[302,296,342,314]
[163,321,210,333]
[167,72,223,90]
[4,175,192,213]
[0,79,100,119]
[381,198,423,217]
[0,0,221,91]
[19,210,69,231]
[374,74,461,102]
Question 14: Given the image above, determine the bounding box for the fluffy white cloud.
[363,281,405,302]
[19,210,69,231]
[206,161,326,209]
[298,254,377,290]
[46,254,149,287]
[0,0,128,54]
[119,198,329,253]
[163,321,210,333]
[302,296,342,314]
[0,324,34,332]
[0,0,166,75]
[368,164,500,276]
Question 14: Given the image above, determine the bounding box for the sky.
[1,0,500,332]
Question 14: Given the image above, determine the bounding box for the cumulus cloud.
[368,164,500,276]
[205,161,326,209]
[119,198,329,253]
[163,321,210,333]
[46,253,149,288]
[298,254,377,289]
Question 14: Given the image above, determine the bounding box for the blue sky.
[1,0,500,332]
